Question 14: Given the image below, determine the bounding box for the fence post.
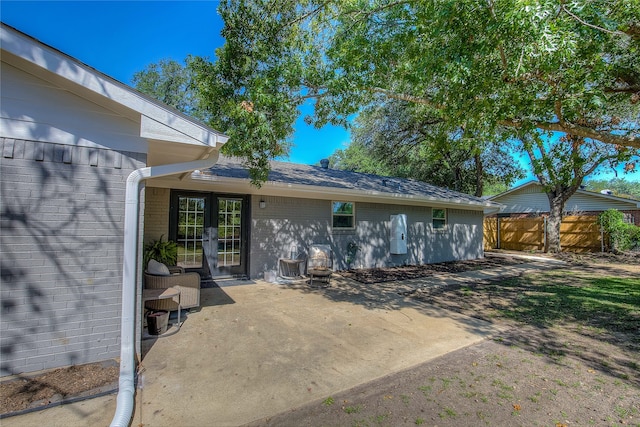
[543,216,547,251]
[497,217,501,249]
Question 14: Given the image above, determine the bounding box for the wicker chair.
[144,266,201,311]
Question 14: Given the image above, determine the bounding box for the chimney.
[320,159,329,169]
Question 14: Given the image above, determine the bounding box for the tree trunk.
[546,193,566,253]
[474,151,483,197]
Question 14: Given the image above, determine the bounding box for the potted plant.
[346,241,360,269]
[143,235,178,268]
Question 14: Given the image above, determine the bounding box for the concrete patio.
[2,259,559,427]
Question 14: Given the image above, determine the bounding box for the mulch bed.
[0,360,119,416]
[339,255,526,284]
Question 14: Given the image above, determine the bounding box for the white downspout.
[110,151,220,427]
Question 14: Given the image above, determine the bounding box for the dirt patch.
[0,360,119,416]
[340,254,527,284]
[245,256,640,427]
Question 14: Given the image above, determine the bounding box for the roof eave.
[0,23,228,150]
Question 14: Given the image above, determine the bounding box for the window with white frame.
[332,201,355,229]
[432,208,447,229]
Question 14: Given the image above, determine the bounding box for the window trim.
[432,208,447,230]
[332,201,356,230]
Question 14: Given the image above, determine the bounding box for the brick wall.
[143,187,171,243]
[0,137,146,376]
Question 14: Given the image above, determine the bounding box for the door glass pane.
[217,198,242,267]
[177,196,205,268]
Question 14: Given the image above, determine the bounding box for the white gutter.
[110,151,220,427]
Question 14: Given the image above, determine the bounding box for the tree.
[132,58,208,122]
[584,177,640,199]
[329,99,524,196]
[520,131,635,251]
[202,0,638,147]
[194,0,639,249]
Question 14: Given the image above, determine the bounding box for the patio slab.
[3,261,562,427]
[131,276,504,426]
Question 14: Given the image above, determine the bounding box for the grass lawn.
[492,271,640,332]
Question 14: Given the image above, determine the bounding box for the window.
[432,208,447,229]
[332,201,355,229]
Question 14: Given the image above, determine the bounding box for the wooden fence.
[484,215,603,253]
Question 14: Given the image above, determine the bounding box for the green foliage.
[346,241,360,268]
[329,99,524,195]
[598,209,640,252]
[143,236,178,267]
[585,178,640,200]
[132,58,208,122]
[221,0,639,149]
[135,1,640,187]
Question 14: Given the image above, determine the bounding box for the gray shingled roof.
[207,156,491,207]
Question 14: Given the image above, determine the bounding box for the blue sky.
[1,0,350,165]
[2,1,637,185]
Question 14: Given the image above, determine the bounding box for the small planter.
[264,270,278,283]
[147,310,169,335]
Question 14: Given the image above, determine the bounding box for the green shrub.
[598,210,640,252]
[143,235,178,267]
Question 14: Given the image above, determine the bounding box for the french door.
[170,191,248,278]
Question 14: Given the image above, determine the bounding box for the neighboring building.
[489,181,640,225]
[0,23,501,377]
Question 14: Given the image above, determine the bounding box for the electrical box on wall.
[390,214,407,254]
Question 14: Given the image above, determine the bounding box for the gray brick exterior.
[249,196,484,279]
[0,137,146,376]
[143,191,485,280]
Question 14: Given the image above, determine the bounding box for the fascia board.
[1,24,228,149]
[141,115,209,146]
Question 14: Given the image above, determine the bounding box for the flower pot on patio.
[147,310,169,335]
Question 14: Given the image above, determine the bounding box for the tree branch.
[487,0,508,71]
[284,1,331,28]
[305,83,639,148]
[501,119,640,149]
[560,3,628,37]
[369,87,443,109]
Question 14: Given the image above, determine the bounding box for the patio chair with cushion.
[144,260,201,311]
[307,244,333,286]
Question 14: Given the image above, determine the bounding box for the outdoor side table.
[278,257,305,279]
[142,286,181,338]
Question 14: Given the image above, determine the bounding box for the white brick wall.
[0,137,146,376]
